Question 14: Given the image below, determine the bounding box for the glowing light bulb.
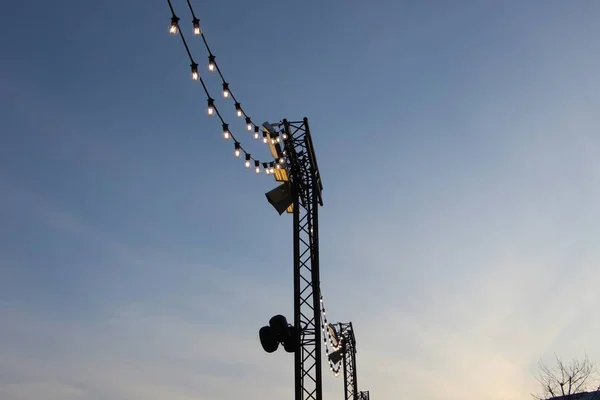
[208,55,216,72]
[207,98,215,116]
[269,163,275,174]
[262,132,268,143]
[245,154,251,168]
[276,136,281,143]
[283,132,288,140]
[169,16,180,35]
[191,62,199,81]
[235,103,242,117]
[263,163,269,174]
[254,126,259,139]
[254,160,260,174]
[234,142,241,157]
[222,123,230,140]
[279,157,284,164]
[222,82,230,98]
[193,18,201,35]
[245,117,252,131]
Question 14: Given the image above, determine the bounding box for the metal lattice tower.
[283,118,324,400]
[358,391,370,400]
[337,322,358,400]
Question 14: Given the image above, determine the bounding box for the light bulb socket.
[191,62,199,80]
[208,54,216,71]
[192,18,201,34]
[222,82,230,97]
[170,16,180,34]
[222,123,230,139]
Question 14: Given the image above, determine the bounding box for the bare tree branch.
[533,355,600,400]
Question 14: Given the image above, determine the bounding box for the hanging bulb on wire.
[169,16,180,35]
[263,162,270,174]
[192,18,201,35]
[207,98,215,116]
[208,55,216,72]
[254,160,260,174]
[190,62,199,81]
[222,82,230,98]
[269,162,275,174]
[222,123,230,140]
[245,117,252,131]
[234,142,241,157]
[235,103,243,117]
[254,126,259,139]
[262,131,268,144]
[245,154,251,168]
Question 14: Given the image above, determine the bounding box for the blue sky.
[1,1,600,399]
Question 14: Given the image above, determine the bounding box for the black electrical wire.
[183,0,258,127]
[166,0,277,169]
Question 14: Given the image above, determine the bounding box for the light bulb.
[191,62,199,81]
[262,132,267,143]
[279,157,284,164]
[263,163,269,174]
[222,123,230,140]
[245,117,252,131]
[283,132,288,139]
[207,98,215,116]
[245,154,251,168]
[193,18,201,35]
[269,163,275,174]
[254,126,259,139]
[208,55,216,72]
[276,136,281,143]
[169,16,180,35]
[235,103,242,117]
[254,160,260,174]
[222,82,230,98]
[234,142,241,157]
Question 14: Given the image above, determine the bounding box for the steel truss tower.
[338,322,359,400]
[282,118,324,400]
[358,391,370,400]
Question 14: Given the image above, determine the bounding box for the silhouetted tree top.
[533,355,600,400]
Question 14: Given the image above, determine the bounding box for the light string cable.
[320,290,343,376]
[183,0,264,137]
[167,0,277,175]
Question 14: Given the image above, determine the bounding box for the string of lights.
[320,292,343,376]
[167,0,278,174]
